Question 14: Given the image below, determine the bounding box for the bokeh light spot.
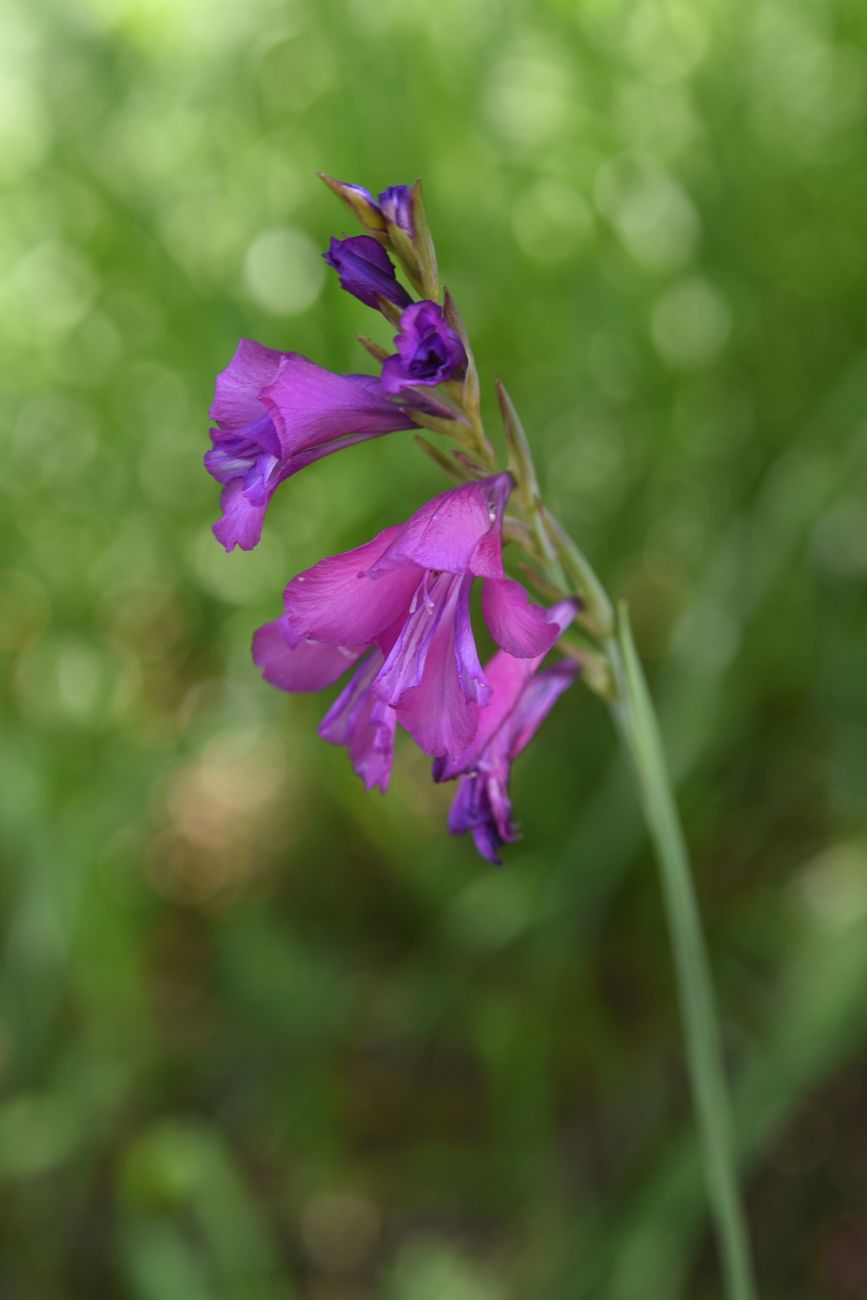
[243,227,325,316]
[651,276,730,369]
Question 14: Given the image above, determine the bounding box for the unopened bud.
[318,173,387,233]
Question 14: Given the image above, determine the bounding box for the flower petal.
[394,593,480,758]
[372,572,453,705]
[210,339,285,432]
[482,577,560,658]
[447,768,516,866]
[319,650,397,793]
[378,184,414,235]
[212,479,268,552]
[453,574,492,707]
[323,235,411,310]
[381,301,467,394]
[252,617,363,692]
[260,356,415,457]
[507,661,580,761]
[367,475,512,579]
[435,599,577,780]
[283,526,420,647]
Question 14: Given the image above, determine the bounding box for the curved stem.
[610,607,758,1300]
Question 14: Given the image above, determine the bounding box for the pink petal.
[482,578,560,658]
[395,600,480,758]
[436,598,577,779]
[318,651,397,793]
[453,573,492,707]
[252,617,363,692]
[367,475,512,579]
[283,526,420,647]
[507,661,580,760]
[434,652,531,781]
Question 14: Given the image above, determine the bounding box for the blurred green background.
[2,0,866,1295]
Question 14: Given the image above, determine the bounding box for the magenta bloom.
[252,474,561,784]
[381,301,467,395]
[205,340,416,552]
[434,601,579,863]
[323,235,411,311]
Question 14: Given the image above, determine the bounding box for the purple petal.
[283,527,420,647]
[260,356,415,457]
[212,480,268,552]
[393,584,481,758]
[433,652,531,783]
[372,571,454,706]
[342,182,378,205]
[206,342,417,553]
[435,599,577,781]
[381,301,467,395]
[378,184,414,235]
[252,617,364,692]
[447,766,516,866]
[204,418,279,485]
[453,573,492,707]
[371,571,490,716]
[367,475,512,580]
[210,340,286,432]
[323,235,411,310]
[380,354,412,397]
[482,578,560,658]
[319,650,397,793]
[506,660,580,761]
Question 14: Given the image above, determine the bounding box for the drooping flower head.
[205,340,416,551]
[252,474,561,788]
[434,601,579,863]
[323,236,411,311]
[381,301,467,395]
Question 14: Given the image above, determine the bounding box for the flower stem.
[420,352,757,1295]
[610,605,758,1300]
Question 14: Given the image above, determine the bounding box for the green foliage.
[1,0,866,1296]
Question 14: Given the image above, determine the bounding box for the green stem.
[610,606,758,1300]
[415,343,757,1295]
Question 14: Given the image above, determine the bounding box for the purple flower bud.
[323,235,411,311]
[381,301,467,395]
[318,173,387,232]
[378,184,415,236]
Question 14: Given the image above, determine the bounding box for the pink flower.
[252,474,561,785]
[433,601,579,863]
[205,340,416,551]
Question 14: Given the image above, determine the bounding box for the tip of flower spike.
[318,172,387,233]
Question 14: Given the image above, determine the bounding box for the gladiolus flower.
[205,340,416,551]
[381,301,467,395]
[252,474,560,779]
